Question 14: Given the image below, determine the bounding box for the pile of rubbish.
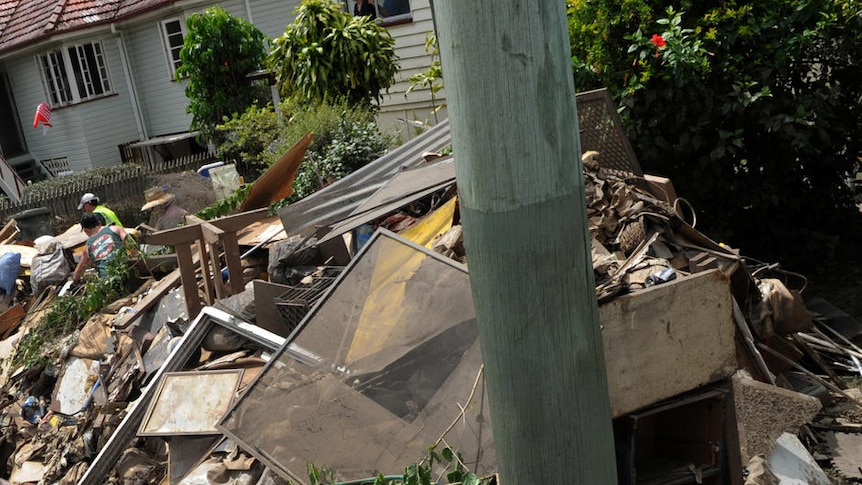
[0,115,858,485]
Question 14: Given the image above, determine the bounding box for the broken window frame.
[215,229,489,483]
[77,306,285,485]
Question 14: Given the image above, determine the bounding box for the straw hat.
[141,187,175,211]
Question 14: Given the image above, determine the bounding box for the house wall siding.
[249,0,300,40]
[122,17,193,138]
[376,0,447,139]
[9,34,140,174]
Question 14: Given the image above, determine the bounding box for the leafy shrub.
[568,0,862,266]
[213,99,397,207]
[406,32,445,126]
[195,184,251,220]
[268,0,398,107]
[286,102,396,199]
[217,104,280,176]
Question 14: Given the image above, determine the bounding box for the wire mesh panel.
[576,88,643,178]
[275,267,343,334]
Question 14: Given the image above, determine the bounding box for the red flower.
[650,34,666,48]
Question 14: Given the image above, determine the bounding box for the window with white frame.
[161,18,186,78]
[38,41,112,106]
[348,0,412,24]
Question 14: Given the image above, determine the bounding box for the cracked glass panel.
[219,230,494,483]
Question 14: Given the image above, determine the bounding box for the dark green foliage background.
[568,0,862,269]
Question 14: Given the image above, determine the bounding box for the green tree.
[177,6,269,144]
[268,0,399,107]
[568,0,862,267]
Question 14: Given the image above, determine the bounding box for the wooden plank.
[600,269,738,418]
[206,208,270,233]
[221,232,244,294]
[195,239,215,306]
[140,224,202,246]
[207,241,227,300]
[174,243,201,319]
[0,219,18,244]
[113,270,182,330]
[236,215,287,247]
[198,221,224,245]
[732,297,776,385]
[0,304,25,339]
[200,223,227,300]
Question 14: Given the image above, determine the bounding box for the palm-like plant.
[268,0,399,107]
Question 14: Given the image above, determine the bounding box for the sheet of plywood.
[600,269,738,417]
[139,370,243,436]
[823,432,862,479]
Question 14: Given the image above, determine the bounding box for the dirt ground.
[50,172,218,234]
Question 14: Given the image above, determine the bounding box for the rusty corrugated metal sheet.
[276,118,452,237]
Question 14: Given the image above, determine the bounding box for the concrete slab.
[731,374,822,463]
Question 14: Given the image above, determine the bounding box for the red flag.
[33,102,52,128]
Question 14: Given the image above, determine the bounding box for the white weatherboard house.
[0,0,444,182]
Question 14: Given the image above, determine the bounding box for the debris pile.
[0,107,858,484]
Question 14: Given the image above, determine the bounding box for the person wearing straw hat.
[141,186,188,231]
[78,192,123,227]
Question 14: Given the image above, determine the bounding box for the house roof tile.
[0,0,175,54]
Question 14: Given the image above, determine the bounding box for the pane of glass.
[165,20,183,36]
[93,42,110,93]
[68,45,89,98]
[83,44,103,96]
[39,55,59,105]
[42,51,71,104]
[218,231,495,483]
[69,43,109,99]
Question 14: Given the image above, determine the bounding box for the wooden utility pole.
[433,1,618,482]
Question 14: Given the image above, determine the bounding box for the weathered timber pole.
[433,1,618,483]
